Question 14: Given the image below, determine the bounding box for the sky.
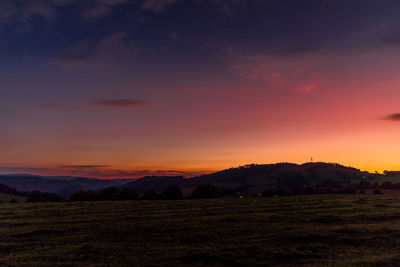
[2,0,400,177]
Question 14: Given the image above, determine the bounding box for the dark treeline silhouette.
[157,184,183,200]
[259,181,390,198]
[189,184,219,199]
[140,189,157,200]
[383,170,400,176]
[26,191,64,203]
[70,184,220,201]
[70,186,138,201]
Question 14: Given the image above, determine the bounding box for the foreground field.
[1,195,400,266]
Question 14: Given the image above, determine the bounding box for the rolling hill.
[119,162,371,196]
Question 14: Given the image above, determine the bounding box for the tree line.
[260,181,385,197]
[69,184,219,201]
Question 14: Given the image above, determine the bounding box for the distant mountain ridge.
[0,175,135,198]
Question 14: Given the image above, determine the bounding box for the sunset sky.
[2,0,400,177]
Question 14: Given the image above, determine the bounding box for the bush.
[158,184,183,200]
[9,199,18,203]
[190,184,218,199]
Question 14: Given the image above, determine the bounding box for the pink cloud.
[231,55,323,94]
[296,84,316,94]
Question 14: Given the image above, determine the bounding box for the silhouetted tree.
[337,187,356,194]
[140,190,157,200]
[261,189,275,197]
[276,188,285,197]
[190,184,218,199]
[158,184,183,200]
[9,199,18,203]
[373,189,383,195]
[26,191,43,203]
[97,186,119,201]
[70,190,97,201]
[358,180,371,189]
[303,187,316,195]
[119,188,138,200]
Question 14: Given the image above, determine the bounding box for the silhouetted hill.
[120,162,369,196]
[0,182,25,196]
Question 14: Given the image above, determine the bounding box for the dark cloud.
[92,99,146,108]
[384,113,400,121]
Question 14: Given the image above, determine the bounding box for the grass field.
[1,195,400,266]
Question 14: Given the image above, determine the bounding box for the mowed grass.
[1,195,400,266]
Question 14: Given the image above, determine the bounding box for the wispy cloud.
[0,0,131,29]
[38,98,146,109]
[141,0,177,12]
[231,55,323,95]
[0,166,51,174]
[55,32,130,69]
[163,86,196,92]
[0,165,212,178]
[59,165,110,169]
[38,103,81,109]
[38,103,66,108]
[92,99,146,108]
[84,0,129,20]
[0,0,178,32]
